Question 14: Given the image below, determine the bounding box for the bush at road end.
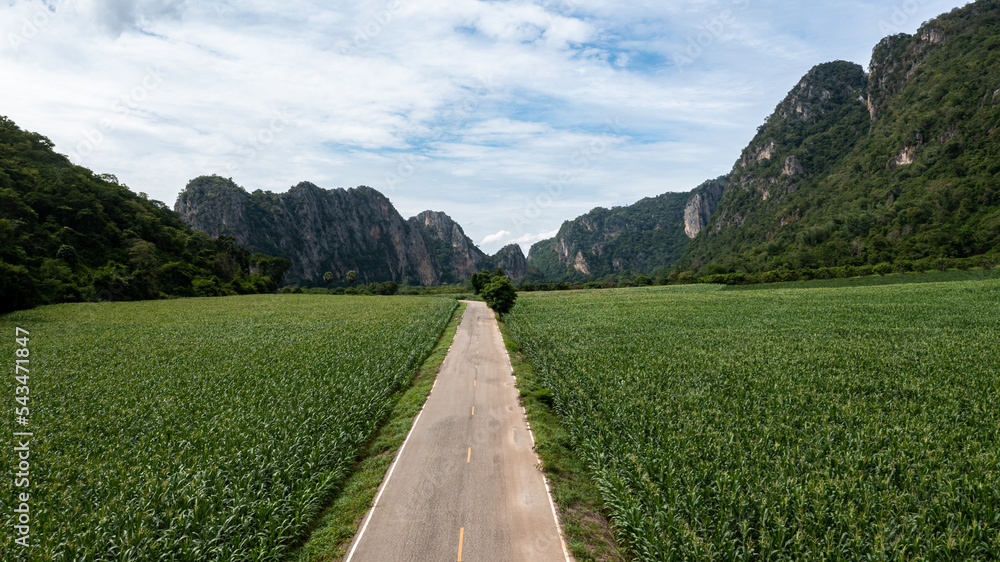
[482,276,517,315]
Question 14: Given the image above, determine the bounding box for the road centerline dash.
[343,301,569,561]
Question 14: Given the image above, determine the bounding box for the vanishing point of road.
[345,300,571,562]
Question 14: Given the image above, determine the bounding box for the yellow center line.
[458,527,464,561]
[467,447,471,463]
[472,406,475,416]
[474,380,477,387]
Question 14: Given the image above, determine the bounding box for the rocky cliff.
[681,0,1000,272]
[175,176,523,286]
[526,177,726,280]
[491,244,528,279]
[408,210,489,284]
[684,179,725,238]
[705,60,870,234]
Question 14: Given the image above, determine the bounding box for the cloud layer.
[0,0,972,252]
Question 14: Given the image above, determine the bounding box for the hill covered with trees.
[526,0,1000,282]
[0,117,287,312]
[680,1,1000,274]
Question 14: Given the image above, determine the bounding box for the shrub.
[873,262,894,276]
[481,276,518,315]
[376,281,399,295]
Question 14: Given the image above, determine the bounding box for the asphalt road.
[345,300,569,562]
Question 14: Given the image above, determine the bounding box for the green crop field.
[0,294,455,561]
[507,279,1000,560]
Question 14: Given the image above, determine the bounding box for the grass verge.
[720,267,1000,291]
[497,319,626,562]
[292,301,467,561]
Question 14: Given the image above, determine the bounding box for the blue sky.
[0,0,972,253]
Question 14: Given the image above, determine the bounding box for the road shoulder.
[292,300,466,562]
[497,319,626,562]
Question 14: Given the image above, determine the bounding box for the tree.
[471,269,492,295]
[481,275,517,315]
[346,270,357,286]
[376,281,399,295]
[323,271,334,285]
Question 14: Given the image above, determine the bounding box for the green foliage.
[470,269,493,295]
[873,262,894,275]
[528,178,725,281]
[481,275,517,315]
[0,295,455,559]
[375,280,399,295]
[0,116,283,312]
[507,279,1000,560]
[684,2,1000,274]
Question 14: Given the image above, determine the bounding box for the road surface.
[345,301,569,562]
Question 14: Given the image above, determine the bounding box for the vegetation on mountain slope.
[680,2,1000,274]
[0,117,285,313]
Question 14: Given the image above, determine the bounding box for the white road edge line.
[346,304,466,560]
[344,406,426,562]
[503,341,573,562]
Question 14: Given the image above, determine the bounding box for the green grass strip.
[292,301,467,562]
[497,320,626,562]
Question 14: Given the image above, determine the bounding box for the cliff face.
[408,210,489,284]
[526,177,726,280]
[867,26,947,122]
[177,177,510,286]
[492,244,528,279]
[682,0,1000,272]
[684,179,725,238]
[706,61,870,234]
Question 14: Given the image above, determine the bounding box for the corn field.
[1,294,455,561]
[506,281,1000,560]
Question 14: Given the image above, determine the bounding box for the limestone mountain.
[175,176,525,286]
[491,243,529,279]
[0,117,285,313]
[681,1,1000,272]
[526,177,726,280]
[529,0,1000,280]
[407,210,489,284]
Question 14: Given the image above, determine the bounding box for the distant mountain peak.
[176,177,525,285]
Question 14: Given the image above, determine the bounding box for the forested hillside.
[680,2,1000,273]
[522,1,1000,282]
[0,117,287,312]
[527,178,726,281]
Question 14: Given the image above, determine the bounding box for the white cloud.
[480,230,512,246]
[512,230,560,246]
[479,228,560,252]
[0,0,974,255]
